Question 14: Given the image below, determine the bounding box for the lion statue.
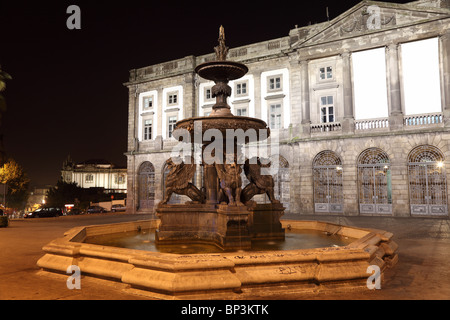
[241,157,280,204]
[161,157,205,205]
[215,162,244,206]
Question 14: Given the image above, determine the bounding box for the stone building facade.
[124,0,450,217]
[61,158,127,194]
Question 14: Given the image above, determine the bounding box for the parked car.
[25,207,63,218]
[87,206,106,214]
[111,204,126,212]
[67,208,84,215]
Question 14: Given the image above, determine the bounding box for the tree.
[0,158,30,209]
[0,65,12,114]
[46,180,113,209]
[46,179,83,208]
[0,65,12,165]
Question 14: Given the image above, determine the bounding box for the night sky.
[0,0,410,187]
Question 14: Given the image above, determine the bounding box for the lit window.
[115,175,125,184]
[168,116,177,138]
[320,96,334,123]
[144,119,152,140]
[269,104,282,129]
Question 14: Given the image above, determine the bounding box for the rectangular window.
[144,119,152,140]
[85,174,94,183]
[269,104,282,129]
[168,116,177,138]
[319,66,333,80]
[206,88,212,100]
[268,76,282,91]
[115,175,125,184]
[235,81,248,96]
[320,96,334,123]
[236,107,247,116]
[352,48,389,119]
[401,38,441,115]
[143,96,153,109]
[168,93,178,105]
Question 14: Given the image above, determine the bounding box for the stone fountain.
[155,26,285,251]
[36,27,399,299]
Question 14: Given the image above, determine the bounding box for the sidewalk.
[1,213,449,300]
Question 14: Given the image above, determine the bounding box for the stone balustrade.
[355,118,389,131]
[310,122,342,133]
[404,113,443,127]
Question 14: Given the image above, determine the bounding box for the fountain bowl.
[175,115,270,141]
[37,219,398,299]
[195,60,248,82]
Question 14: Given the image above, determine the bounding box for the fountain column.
[156,26,284,251]
[202,144,219,204]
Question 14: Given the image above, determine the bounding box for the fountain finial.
[214,25,229,61]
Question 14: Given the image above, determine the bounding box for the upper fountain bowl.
[195,60,248,82]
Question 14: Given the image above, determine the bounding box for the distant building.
[26,185,52,211]
[124,0,450,217]
[61,157,127,193]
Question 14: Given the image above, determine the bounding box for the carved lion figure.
[161,157,205,205]
[241,157,280,204]
[215,162,244,206]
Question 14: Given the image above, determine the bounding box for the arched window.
[357,148,392,215]
[138,162,155,209]
[408,145,447,216]
[313,150,343,213]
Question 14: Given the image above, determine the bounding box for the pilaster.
[439,32,450,126]
[341,51,355,134]
[386,43,404,130]
[300,59,311,137]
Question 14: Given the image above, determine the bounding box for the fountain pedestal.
[155,203,284,251]
[247,203,285,241]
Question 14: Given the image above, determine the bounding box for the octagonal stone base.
[36,219,398,299]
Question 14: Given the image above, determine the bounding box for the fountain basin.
[37,219,398,299]
[175,115,269,141]
[84,226,353,254]
[195,61,248,82]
